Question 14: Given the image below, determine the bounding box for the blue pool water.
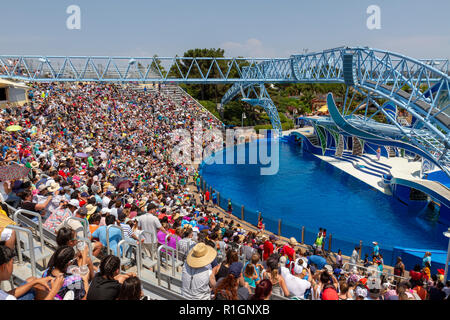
[201,139,449,255]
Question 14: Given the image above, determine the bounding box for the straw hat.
[30,161,39,168]
[47,182,60,193]
[86,204,97,216]
[186,243,217,268]
[289,237,298,246]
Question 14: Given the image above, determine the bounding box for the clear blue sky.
[1,0,449,59]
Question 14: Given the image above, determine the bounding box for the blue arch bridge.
[1,46,449,223]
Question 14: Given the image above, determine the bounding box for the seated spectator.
[261,255,289,297]
[249,279,272,300]
[17,190,53,221]
[87,255,136,300]
[92,215,123,256]
[40,246,89,300]
[181,243,216,300]
[280,256,311,299]
[0,245,63,300]
[118,276,147,300]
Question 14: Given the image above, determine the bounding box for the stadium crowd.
[0,82,449,300]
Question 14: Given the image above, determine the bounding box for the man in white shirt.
[279,256,311,299]
[135,203,168,259]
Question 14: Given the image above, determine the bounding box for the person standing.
[350,246,360,272]
[135,203,168,259]
[372,241,380,262]
[263,235,277,261]
[376,147,381,161]
[422,252,432,268]
[394,257,405,282]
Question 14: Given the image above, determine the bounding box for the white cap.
[68,199,79,208]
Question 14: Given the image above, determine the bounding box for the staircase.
[308,135,320,146]
[387,146,396,158]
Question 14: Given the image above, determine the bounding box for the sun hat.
[288,237,298,246]
[47,182,60,193]
[38,184,47,192]
[30,161,39,168]
[279,256,287,265]
[229,262,244,278]
[86,204,97,216]
[186,243,217,268]
[324,264,333,274]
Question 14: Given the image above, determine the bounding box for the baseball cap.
[78,206,88,216]
[229,262,243,278]
[68,199,80,208]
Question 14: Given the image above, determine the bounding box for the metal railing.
[106,225,125,255]
[117,238,142,278]
[64,216,89,239]
[13,209,46,255]
[342,262,410,284]
[5,225,37,277]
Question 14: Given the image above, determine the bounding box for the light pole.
[242,112,246,128]
[444,227,450,282]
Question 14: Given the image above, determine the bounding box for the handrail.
[117,238,142,278]
[342,262,410,284]
[13,209,45,254]
[138,230,157,258]
[5,225,37,277]
[64,216,89,239]
[156,244,180,287]
[106,224,125,255]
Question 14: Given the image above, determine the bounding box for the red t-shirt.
[205,191,210,201]
[263,241,274,261]
[281,245,295,262]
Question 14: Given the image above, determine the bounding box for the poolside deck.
[313,153,423,195]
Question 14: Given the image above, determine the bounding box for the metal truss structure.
[1,47,449,174]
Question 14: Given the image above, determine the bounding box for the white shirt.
[280,266,311,299]
[181,264,212,300]
[136,213,162,243]
[0,289,16,300]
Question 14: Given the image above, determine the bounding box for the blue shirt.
[92,225,123,255]
[308,255,327,270]
[373,245,379,256]
[422,255,431,267]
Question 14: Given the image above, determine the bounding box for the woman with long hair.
[40,245,89,300]
[210,249,239,288]
[261,256,289,297]
[250,279,272,300]
[213,262,243,300]
[118,276,144,300]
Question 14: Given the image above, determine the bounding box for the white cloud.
[221,38,277,57]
